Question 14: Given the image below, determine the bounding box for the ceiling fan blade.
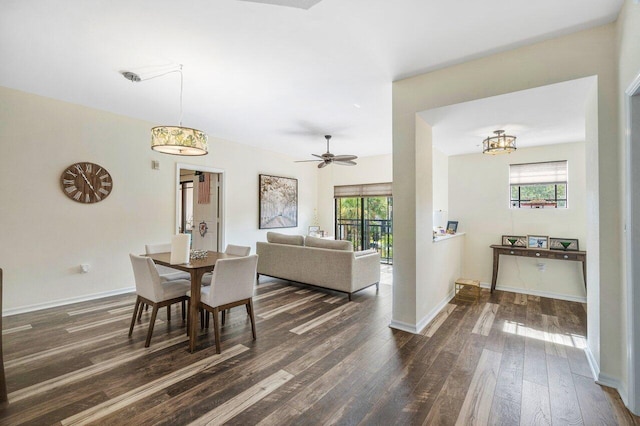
[317,161,329,168]
[333,160,357,166]
[311,153,324,159]
[295,159,322,163]
[332,155,358,161]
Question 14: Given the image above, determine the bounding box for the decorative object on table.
[446,221,458,234]
[259,174,298,229]
[482,130,517,155]
[199,221,208,237]
[294,135,358,168]
[308,225,320,236]
[549,237,579,251]
[122,64,208,156]
[170,233,191,265]
[501,235,527,247]
[60,162,113,204]
[190,249,208,260]
[527,235,549,249]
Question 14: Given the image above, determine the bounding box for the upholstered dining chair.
[145,243,191,281]
[201,244,251,287]
[129,254,191,347]
[190,254,258,353]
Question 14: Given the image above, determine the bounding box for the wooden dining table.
[145,251,238,352]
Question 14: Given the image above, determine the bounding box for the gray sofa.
[256,232,381,300]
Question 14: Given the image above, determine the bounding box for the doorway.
[176,164,225,252]
[334,195,393,264]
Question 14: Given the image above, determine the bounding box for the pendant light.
[482,130,516,155]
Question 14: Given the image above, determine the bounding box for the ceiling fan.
[295,135,358,168]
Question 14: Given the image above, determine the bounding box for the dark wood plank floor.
[1,272,638,425]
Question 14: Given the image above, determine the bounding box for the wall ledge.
[433,232,465,243]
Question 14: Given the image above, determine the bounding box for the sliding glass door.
[335,196,393,264]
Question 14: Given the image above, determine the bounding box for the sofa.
[256,232,381,300]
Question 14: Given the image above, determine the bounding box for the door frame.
[176,163,225,252]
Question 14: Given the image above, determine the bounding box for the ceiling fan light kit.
[296,135,358,167]
[482,130,517,155]
[123,65,209,156]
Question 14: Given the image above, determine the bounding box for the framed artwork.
[446,221,458,233]
[527,235,549,249]
[549,237,579,251]
[502,235,526,247]
[308,225,320,236]
[259,174,298,229]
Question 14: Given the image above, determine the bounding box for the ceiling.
[0,1,623,160]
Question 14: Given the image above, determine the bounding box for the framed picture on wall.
[259,174,298,229]
[527,235,549,249]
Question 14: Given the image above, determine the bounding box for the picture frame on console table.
[527,235,549,249]
[501,235,526,247]
[549,237,579,251]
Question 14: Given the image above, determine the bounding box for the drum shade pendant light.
[123,65,208,156]
[482,130,516,155]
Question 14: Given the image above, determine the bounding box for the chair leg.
[212,307,222,354]
[247,299,257,340]
[181,300,186,321]
[205,312,210,328]
[200,309,205,329]
[222,310,226,326]
[167,305,171,322]
[129,296,141,336]
[137,302,145,320]
[145,304,159,348]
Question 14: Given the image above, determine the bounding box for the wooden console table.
[490,244,587,292]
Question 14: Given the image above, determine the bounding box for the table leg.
[582,259,587,290]
[189,269,206,353]
[491,249,499,292]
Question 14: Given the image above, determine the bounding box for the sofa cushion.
[305,236,353,251]
[266,232,304,246]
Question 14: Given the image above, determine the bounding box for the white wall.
[432,147,448,217]
[393,23,619,385]
[0,86,317,313]
[448,142,587,300]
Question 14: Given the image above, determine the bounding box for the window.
[509,161,568,208]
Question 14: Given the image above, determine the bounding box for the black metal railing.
[336,219,393,264]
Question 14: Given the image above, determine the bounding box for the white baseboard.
[584,346,600,381]
[389,288,455,335]
[479,282,587,303]
[3,287,135,317]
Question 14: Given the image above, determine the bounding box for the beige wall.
[0,86,317,313]
[393,23,620,384]
[432,147,448,214]
[448,143,587,300]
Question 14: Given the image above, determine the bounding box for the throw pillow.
[305,236,353,251]
[266,232,304,246]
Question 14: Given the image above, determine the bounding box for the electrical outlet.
[80,264,90,273]
[536,263,546,272]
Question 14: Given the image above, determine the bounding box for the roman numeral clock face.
[60,162,113,204]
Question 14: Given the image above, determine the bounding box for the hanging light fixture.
[482,130,516,155]
[123,65,208,156]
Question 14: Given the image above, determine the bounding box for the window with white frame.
[509,161,568,208]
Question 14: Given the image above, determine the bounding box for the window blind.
[509,161,568,185]
[334,182,392,198]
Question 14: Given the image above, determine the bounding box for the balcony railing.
[336,218,393,264]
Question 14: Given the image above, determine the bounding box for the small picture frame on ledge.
[527,235,549,249]
[549,237,579,251]
[308,225,320,236]
[502,235,526,247]
[446,221,458,234]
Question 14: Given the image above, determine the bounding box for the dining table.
[145,250,237,353]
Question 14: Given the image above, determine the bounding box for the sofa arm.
[352,251,381,292]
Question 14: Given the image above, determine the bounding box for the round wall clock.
[60,162,113,203]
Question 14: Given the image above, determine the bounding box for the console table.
[490,244,587,292]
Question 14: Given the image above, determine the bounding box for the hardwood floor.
[1,274,638,425]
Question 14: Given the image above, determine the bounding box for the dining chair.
[201,244,251,287]
[191,254,258,353]
[145,243,191,281]
[129,254,191,347]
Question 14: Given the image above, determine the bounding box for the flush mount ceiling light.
[482,130,516,155]
[122,65,208,156]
